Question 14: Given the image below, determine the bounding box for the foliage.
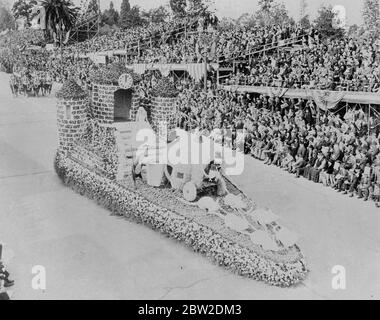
[170,0,213,18]
[41,0,79,46]
[236,13,255,27]
[253,0,293,27]
[101,1,119,26]
[119,0,143,29]
[89,61,141,85]
[299,0,307,21]
[56,78,87,100]
[169,0,186,17]
[120,0,130,17]
[258,0,274,13]
[362,0,380,35]
[186,0,213,18]
[299,14,311,30]
[98,23,119,36]
[141,5,169,24]
[12,0,37,26]
[347,24,365,38]
[86,0,98,15]
[77,122,118,179]
[314,5,344,39]
[54,153,308,287]
[151,77,179,98]
[217,17,235,31]
[0,1,15,31]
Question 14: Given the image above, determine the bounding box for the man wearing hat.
[0,243,15,293]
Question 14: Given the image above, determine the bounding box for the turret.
[56,80,88,154]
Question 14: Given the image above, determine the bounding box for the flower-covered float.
[54,68,308,287]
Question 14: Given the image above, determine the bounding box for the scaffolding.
[69,0,100,43]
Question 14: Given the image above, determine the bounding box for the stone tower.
[149,78,179,141]
[150,96,178,139]
[91,82,140,125]
[56,80,88,154]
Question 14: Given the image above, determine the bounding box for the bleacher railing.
[223,77,380,93]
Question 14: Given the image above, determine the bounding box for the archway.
[114,89,132,122]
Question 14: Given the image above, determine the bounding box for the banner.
[132,63,205,82]
[306,89,346,111]
[266,86,288,98]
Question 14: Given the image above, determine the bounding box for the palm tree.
[41,0,79,48]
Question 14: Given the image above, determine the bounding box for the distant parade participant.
[0,243,14,300]
[9,70,53,97]
[21,73,29,96]
[9,74,19,97]
[45,73,53,95]
[33,75,41,97]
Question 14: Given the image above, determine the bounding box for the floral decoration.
[89,61,141,85]
[54,152,308,287]
[56,78,88,100]
[151,77,179,98]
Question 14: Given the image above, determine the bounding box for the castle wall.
[91,83,140,125]
[57,97,87,154]
[150,96,177,139]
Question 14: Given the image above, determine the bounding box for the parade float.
[54,62,308,287]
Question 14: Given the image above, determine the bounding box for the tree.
[141,5,169,24]
[119,0,130,27]
[125,5,142,28]
[41,0,79,46]
[259,0,274,13]
[186,0,213,17]
[314,5,344,39]
[299,0,307,20]
[254,0,292,27]
[169,0,186,17]
[298,0,310,28]
[218,16,235,31]
[12,0,37,26]
[119,0,142,29]
[235,13,256,28]
[99,23,119,36]
[362,0,380,35]
[300,14,311,29]
[101,1,119,26]
[0,0,15,31]
[87,0,98,15]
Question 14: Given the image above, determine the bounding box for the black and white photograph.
[0,0,379,303]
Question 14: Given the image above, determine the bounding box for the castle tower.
[56,80,88,154]
[150,78,179,141]
[150,96,178,140]
[90,64,141,125]
[91,83,140,125]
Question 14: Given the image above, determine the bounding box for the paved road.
[0,72,379,299]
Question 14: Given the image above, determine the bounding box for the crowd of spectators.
[127,22,314,64]
[0,29,45,73]
[2,16,380,93]
[227,36,380,92]
[72,17,200,54]
[1,18,380,207]
[176,87,380,207]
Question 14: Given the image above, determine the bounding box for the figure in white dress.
[136,106,148,122]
